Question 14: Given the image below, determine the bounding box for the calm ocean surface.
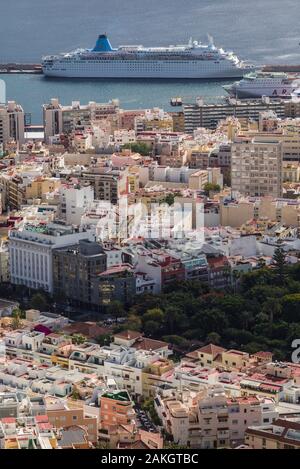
[1,0,300,123]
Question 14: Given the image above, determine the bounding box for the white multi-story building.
[112,129,136,146]
[9,222,94,293]
[59,183,94,225]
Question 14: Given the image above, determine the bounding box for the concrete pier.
[0,64,42,74]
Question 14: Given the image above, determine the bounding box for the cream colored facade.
[0,102,25,146]
[25,177,61,201]
[135,109,173,133]
[231,138,283,198]
[160,150,188,168]
[220,197,300,228]
[283,161,300,182]
[188,170,208,190]
[156,387,277,449]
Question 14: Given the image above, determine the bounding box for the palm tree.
[11,308,22,330]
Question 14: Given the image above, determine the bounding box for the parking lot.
[134,406,158,433]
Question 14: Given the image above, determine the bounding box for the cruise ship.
[42,34,254,79]
[223,72,300,98]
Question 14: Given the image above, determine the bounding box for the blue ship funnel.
[93,34,113,52]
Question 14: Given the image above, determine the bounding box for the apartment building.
[245,418,300,449]
[183,97,286,132]
[99,390,135,430]
[80,167,128,204]
[25,177,61,202]
[46,397,98,444]
[91,264,136,306]
[53,239,107,306]
[0,101,25,146]
[58,183,94,225]
[231,137,283,198]
[9,222,94,293]
[156,386,277,449]
[220,196,300,228]
[43,98,120,142]
[135,108,173,133]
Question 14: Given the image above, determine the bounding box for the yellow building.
[171,112,185,132]
[142,359,174,397]
[221,349,250,370]
[25,177,61,201]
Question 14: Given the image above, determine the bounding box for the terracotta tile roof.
[197,343,227,357]
[207,256,229,268]
[1,417,16,424]
[184,351,199,360]
[254,351,273,360]
[62,322,112,339]
[35,415,48,423]
[98,264,133,276]
[132,337,169,351]
[114,330,143,341]
[119,440,148,449]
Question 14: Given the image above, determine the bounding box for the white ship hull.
[224,72,300,99]
[43,64,252,79]
[43,68,249,79]
[226,86,296,98]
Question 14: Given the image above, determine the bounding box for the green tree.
[122,142,151,156]
[164,306,184,334]
[143,307,165,324]
[161,193,181,207]
[106,300,125,324]
[11,308,22,330]
[30,293,49,312]
[203,182,220,195]
[206,332,221,344]
[162,335,190,350]
[72,334,86,345]
[124,313,142,331]
[71,388,81,400]
[273,245,287,284]
[144,320,162,337]
[95,334,112,346]
[281,294,300,322]
[262,298,282,324]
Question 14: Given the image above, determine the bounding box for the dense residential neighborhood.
[2,90,300,452]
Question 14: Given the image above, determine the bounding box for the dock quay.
[262,65,300,73]
[0,64,43,74]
